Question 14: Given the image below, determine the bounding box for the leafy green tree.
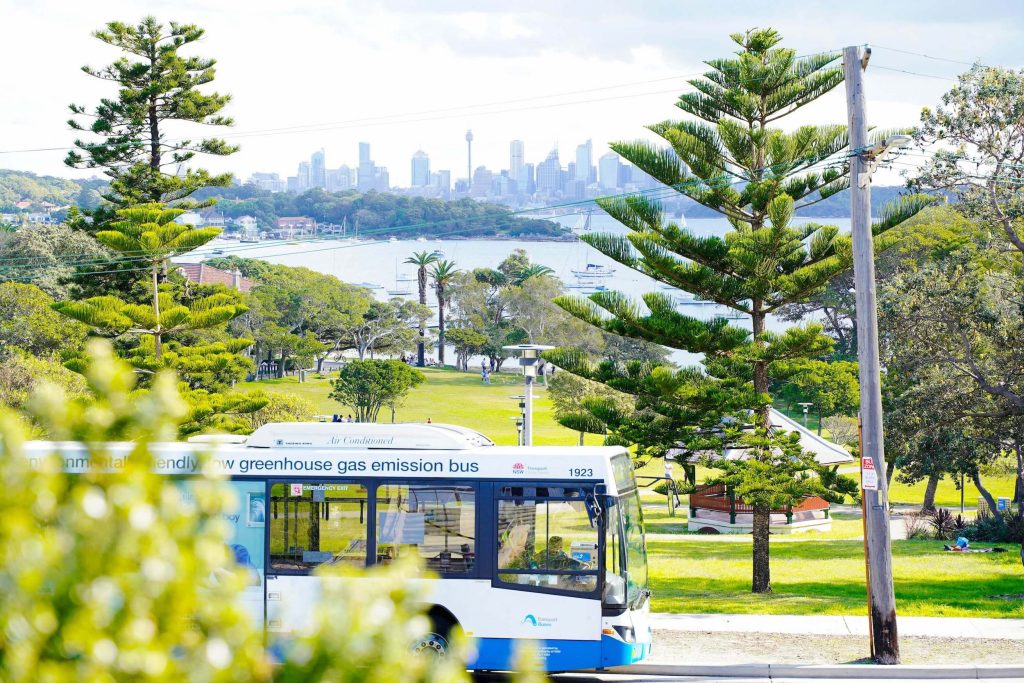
[503,274,603,353]
[775,359,859,434]
[914,65,1024,268]
[0,222,110,299]
[0,351,88,412]
[880,253,1024,512]
[443,326,488,372]
[429,260,460,366]
[548,371,631,445]
[0,283,87,357]
[330,359,425,423]
[405,250,440,366]
[65,17,237,209]
[221,260,372,375]
[346,299,430,361]
[553,28,923,593]
[237,391,317,431]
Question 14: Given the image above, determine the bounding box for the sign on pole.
[862,455,878,491]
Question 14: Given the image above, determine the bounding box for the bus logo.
[521,614,554,628]
[512,462,524,475]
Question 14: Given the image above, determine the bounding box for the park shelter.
[672,409,854,534]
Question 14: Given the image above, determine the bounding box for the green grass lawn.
[647,536,1024,618]
[239,367,604,446]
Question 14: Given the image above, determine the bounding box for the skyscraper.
[599,151,620,190]
[357,142,375,192]
[575,139,593,182]
[536,148,562,195]
[465,130,474,190]
[411,150,430,187]
[297,161,311,191]
[509,140,525,183]
[311,149,326,189]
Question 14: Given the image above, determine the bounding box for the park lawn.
[646,536,1024,618]
[239,367,604,447]
[886,469,1016,510]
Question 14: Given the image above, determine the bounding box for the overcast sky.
[2,0,1022,187]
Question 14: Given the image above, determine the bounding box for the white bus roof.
[21,423,636,495]
[238,422,496,450]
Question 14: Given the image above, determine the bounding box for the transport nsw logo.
[521,614,555,627]
[512,462,525,475]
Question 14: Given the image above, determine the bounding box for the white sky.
[2,0,1022,187]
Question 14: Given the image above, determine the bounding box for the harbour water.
[189,214,849,366]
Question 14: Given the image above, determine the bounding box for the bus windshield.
[621,488,648,606]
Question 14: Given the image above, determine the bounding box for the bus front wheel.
[412,614,457,661]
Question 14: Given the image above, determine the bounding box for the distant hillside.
[0,168,920,228]
[0,170,105,211]
[191,186,567,238]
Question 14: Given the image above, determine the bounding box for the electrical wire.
[871,45,983,68]
[870,64,958,82]
[0,49,853,156]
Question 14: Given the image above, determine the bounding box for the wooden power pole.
[843,44,901,665]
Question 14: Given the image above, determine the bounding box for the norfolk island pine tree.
[551,28,933,593]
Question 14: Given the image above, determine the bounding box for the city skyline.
[252,136,658,205]
[3,1,1021,188]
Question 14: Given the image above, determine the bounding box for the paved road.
[476,671,1020,683]
[551,676,1013,683]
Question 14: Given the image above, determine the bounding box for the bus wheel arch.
[412,605,461,660]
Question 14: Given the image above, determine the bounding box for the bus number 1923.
[569,468,594,477]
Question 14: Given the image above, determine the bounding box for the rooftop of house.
[176,262,256,292]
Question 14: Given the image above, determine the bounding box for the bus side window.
[269,482,368,573]
[375,484,475,574]
[495,492,599,594]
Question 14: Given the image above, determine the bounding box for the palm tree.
[404,250,440,366]
[428,259,460,367]
[512,263,555,285]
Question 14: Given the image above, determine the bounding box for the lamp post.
[503,344,553,446]
[798,402,813,430]
[509,395,526,446]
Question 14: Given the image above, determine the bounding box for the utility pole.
[844,44,900,665]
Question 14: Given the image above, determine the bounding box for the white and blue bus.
[26,422,651,672]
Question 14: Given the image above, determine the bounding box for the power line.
[871,64,958,82]
[872,45,982,68]
[0,49,861,156]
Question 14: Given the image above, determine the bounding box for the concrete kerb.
[606,663,1024,679]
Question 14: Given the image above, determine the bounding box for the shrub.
[964,509,1024,544]
[0,340,473,682]
[903,511,932,540]
[927,508,957,540]
[654,479,688,496]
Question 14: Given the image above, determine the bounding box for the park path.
[649,612,1024,640]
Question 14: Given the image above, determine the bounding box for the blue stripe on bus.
[469,635,647,671]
